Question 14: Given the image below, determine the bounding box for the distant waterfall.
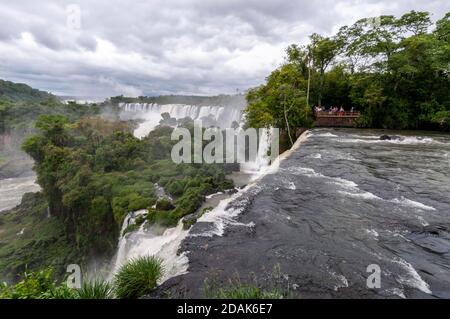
[118,102,274,177]
[119,103,244,138]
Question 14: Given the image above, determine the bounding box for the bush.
[113,256,164,299]
[122,222,140,236]
[147,208,177,226]
[76,279,113,299]
[45,284,78,299]
[0,268,77,299]
[155,198,174,211]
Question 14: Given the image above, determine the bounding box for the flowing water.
[153,128,450,299]
[109,210,190,283]
[108,103,273,280]
[119,103,244,138]
[0,175,40,213]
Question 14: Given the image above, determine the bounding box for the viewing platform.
[314,111,360,127]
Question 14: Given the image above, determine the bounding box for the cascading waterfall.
[239,127,275,179]
[119,103,244,138]
[109,102,277,283]
[109,210,189,282]
[119,102,274,176]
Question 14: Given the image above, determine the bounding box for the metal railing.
[315,111,360,118]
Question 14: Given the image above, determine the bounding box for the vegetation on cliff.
[0,193,78,283]
[11,115,234,277]
[0,80,99,134]
[0,256,161,299]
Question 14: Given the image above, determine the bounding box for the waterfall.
[120,102,275,178]
[109,210,189,282]
[109,102,278,284]
[119,103,244,138]
[239,128,275,180]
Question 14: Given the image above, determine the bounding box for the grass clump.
[76,279,114,299]
[113,256,164,299]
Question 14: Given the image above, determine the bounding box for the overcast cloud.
[0,0,448,97]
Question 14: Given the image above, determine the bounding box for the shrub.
[166,180,185,196]
[0,268,77,299]
[45,283,78,299]
[147,208,178,226]
[122,223,140,236]
[113,256,164,299]
[76,279,113,299]
[155,198,174,211]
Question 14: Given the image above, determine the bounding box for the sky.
[0,0,448,98]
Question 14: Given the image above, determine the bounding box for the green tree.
[309,34,341,106]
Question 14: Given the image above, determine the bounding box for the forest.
[0,81,236,283]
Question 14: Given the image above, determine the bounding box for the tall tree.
[396,10,432,36]
[309,34,340,107]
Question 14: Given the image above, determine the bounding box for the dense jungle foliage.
[21,115,234,260]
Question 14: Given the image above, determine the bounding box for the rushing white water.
[389,197,436,211]
[393,257,432,294]
[334,136,444,145]
[0,176,40,212]
[239,127,275,179]
[109,210,189,282]
[287,165,438,212]
[109,102,279,283]
[120,103,244,138]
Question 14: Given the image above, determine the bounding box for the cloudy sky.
[0,0,448,98]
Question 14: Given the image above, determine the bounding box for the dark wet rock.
[158,112,177,127]
[408,224,450,255]
[380,135,401,141]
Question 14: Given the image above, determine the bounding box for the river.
[152,128,450,299]
[0,175,39,213]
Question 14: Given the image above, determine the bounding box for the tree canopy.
[245,10,450,132]
[22,116,235,258]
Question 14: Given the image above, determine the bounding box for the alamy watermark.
[66,4,81,30]
[170,120,280,168]
[66,264,82,289]
[366,264,381,289]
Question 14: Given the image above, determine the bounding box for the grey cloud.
[0,0,448,97]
